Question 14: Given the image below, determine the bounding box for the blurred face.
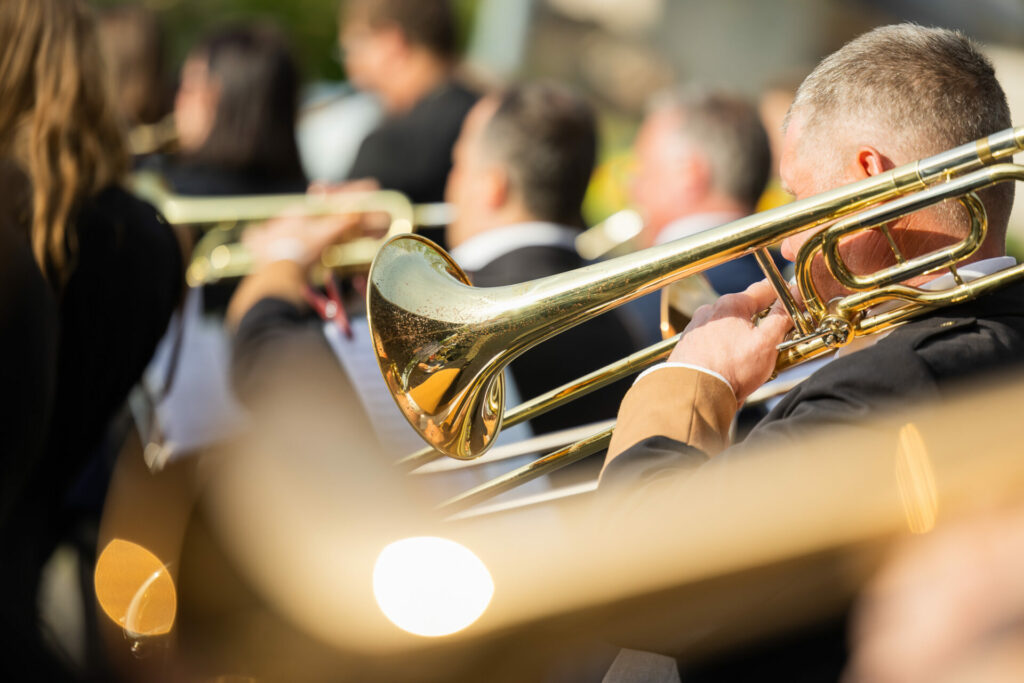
[631,110,704,246]
[445,98,501,248]
[174,55,218,153]
[340,15,398,95]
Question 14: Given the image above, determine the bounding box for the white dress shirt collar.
[834,255,1017,357]
[449,222,580,272]
[654,212,743,246]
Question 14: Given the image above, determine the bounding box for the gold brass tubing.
[823,191,987,291]
[397,334,681,473]
[976,137,995,166]
[370,129,1024,461]
[879,225,905,264]
[437,426,614,515]
[754,248,811,337]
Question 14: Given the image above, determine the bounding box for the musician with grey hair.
[601,24,1023,501]
[597,23,1024,681]
[631,86,773,294]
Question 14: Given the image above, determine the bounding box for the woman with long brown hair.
[0,0,183,677]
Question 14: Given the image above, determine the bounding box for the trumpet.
[130,172,454,286]
[369,127,1024,512]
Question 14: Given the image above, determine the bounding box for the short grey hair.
[650,86,771,210]
[789,24,1013,227]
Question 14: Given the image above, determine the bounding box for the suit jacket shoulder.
[748,280,1024,449]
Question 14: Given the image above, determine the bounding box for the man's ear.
[852,146,895,179]
[482,165,509,210]
[683,153,712,193]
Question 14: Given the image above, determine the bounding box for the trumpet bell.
[368,234,506,460]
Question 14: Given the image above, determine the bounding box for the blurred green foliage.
[91,0,478,84]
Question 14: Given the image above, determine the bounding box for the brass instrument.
[128,115,179,157]
[369,126,1024,512]
[130,172,453,286]
[574,208,644,260]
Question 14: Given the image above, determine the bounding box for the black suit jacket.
[347,80,478,205]
[471,244,640,436]
[603,279,1024,482]
[598,280,1024,682]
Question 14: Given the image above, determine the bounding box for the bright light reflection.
[373,536,493,637]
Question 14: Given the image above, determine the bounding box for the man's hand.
[243,210,361,271]
[307,178,381,197]
[668,279,794,403]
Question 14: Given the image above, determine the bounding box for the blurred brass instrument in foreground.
[131,172,453,286]
[368,126,1024,513]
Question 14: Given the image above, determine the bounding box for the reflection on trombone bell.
[129,172,454,287]
[94,539,176,655]
[368,125,1024,513]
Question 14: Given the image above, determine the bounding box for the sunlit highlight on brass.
[372,537,493,637]
[94,539,177,637]
[129,171,448,287]
[895,423,939,534]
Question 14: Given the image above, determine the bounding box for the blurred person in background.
[96,4,173,157]
[756,76,802,212]
[167,23,307,196]
[339,0,479,246]
[445,83,638,439]
[0,0,184,677]
[632,87,773,295]
[621,87,775,349]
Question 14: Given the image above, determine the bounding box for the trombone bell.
[368,235,506,460]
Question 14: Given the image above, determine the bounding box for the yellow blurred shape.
[895,422,939,534]
[407,368,460,414]
[94,539,176,637]
[373,537,493,637]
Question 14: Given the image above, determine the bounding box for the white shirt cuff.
[634,362,734,394]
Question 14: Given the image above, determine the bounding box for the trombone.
[129,171,454,286]
[368,126,1024,514]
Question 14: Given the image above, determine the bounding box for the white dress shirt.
[654,212,742,246]
[449,221,581,272]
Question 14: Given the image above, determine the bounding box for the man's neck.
[380,53,451,113]
[648,195,749,246]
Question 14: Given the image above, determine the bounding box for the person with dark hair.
[97,5,170,129]
[339,0,479,234]
[168,23,307,195]
[0,0,183,676]
[445,83,638,436]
